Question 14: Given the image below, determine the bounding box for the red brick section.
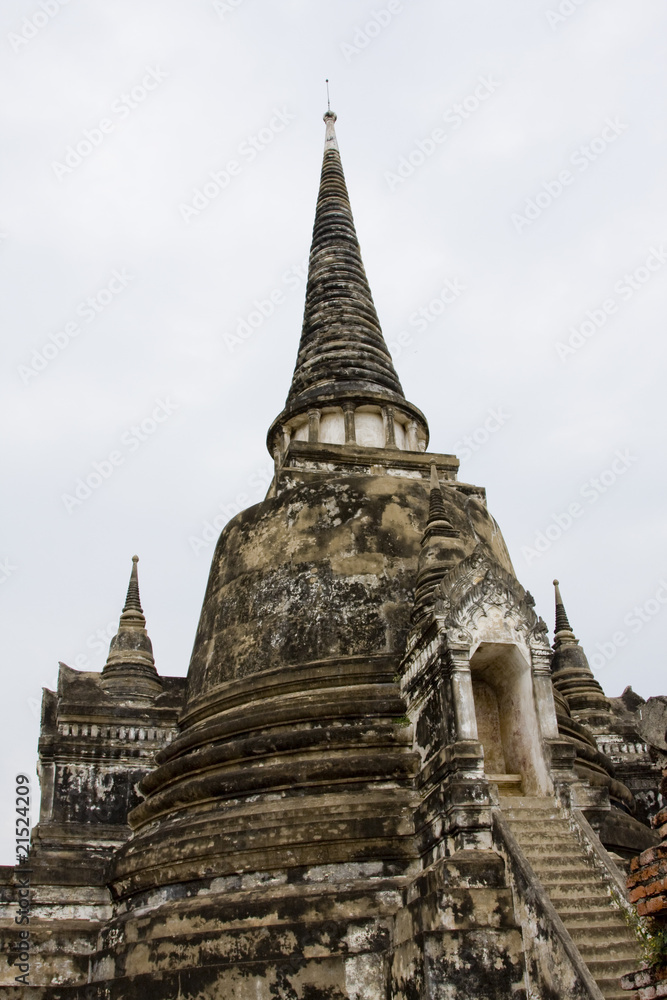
[622,770,667,994]
[621,965,667,999]
[628,845,667,915]
[628,807,667,917]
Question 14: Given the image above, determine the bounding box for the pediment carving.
[433,546,550,650]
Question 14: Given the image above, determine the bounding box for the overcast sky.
[1,0,666,862]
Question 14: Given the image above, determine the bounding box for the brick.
[639,896,667,916]
[652,808,667,829]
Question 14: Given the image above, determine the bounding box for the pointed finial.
[102,555,160,695]
[427,464,449,525]
[551,577,610,717]
[553,579,574,637]
[123,555,143,614]
[323,98,338,150]
[323,80,337,130]
[411,464,458,627]
[423,464,457,535]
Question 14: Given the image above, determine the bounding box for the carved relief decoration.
[432,545,551,651]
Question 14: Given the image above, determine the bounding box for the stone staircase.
[501,796,641,1000]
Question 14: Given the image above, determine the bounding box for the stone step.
[512,826,581,850]
[530,863,597,881]
[521,849,587,866]
[539,871,604,886]
[551,895,616,912]
[551,895,616,913]
[523,851,597,872]
[499,796,559,809]
[505,806,564,814]
[585,957,642,978]
[514,829,581,842]
[500,798,563,823]
[544,883,619,920]
[523,850,593,866]
[558,909,629,928]
[564,925,636,946]
[511,830,580,845]
[551,893,619,911]
[510,819,572,842]
[541,877,608,894]
[503,817,563,828]
[523,855,590,872]
[526,851,593,866]
[595,979,635,1000]
[574,939,639,962]
[506,814,571,828]
[502,813,569,827]
[489,774,523,796]
[513,834,572,849]
[501,812,562,823]
[510,830,577,846]
[554,912,634,924]
[524,854,588,870]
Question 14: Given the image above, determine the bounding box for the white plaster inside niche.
[292,421,309,442]
[393,420,406,450]
[354,409,384,448]
[319,409,345,445]
[470,639,551,796]
[472,678,507,773]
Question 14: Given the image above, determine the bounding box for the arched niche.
[469,640,551,796]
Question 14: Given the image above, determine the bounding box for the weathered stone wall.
[187,462,514,700]
[0,669,185,989]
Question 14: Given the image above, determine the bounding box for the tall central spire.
[268,108,428,458]
[287,107,405,408]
